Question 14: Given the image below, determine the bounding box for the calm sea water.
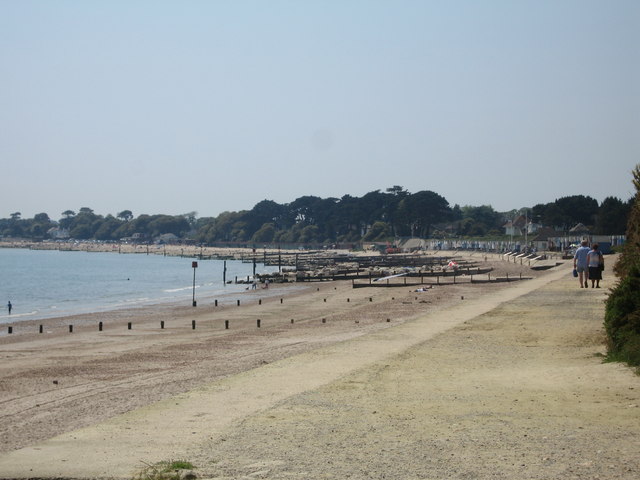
[0,248,279,323]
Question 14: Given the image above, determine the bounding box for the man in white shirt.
[573,240,590,288]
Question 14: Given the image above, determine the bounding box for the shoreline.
[0,279,307,329]
[0,245,287,326]
[0,281,309,335]
[0,240,325,260]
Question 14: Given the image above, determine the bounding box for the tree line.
[0,186,632,244]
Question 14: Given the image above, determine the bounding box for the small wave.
[0,310,39,322]
[119,297,151,304]
[164,286,199,293]
[108,298,153,309]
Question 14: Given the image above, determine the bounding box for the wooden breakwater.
[293,266,493,282]
[351,271,531,288]
[241,251,476,270]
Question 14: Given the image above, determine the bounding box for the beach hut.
[531,227,559,252]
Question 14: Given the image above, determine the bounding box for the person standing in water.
[7,301,12,315]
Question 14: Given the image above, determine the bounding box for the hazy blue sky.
[1,0,638,220]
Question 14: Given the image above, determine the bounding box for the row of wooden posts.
[4,291,382,335]
[6,312,392,335]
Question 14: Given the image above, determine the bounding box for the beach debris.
[445,260,459,271]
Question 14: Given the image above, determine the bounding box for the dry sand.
[0,253,638,479]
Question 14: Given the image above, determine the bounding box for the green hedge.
[605,262,640,367]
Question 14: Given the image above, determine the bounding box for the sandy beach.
[0,251,638,479]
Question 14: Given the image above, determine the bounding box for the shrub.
[605,260,640,368]
[605,164,640,369]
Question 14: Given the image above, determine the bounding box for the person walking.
[587,243,604,288]
[573,240,591,288]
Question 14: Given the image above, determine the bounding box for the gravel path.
[192,267,639,480]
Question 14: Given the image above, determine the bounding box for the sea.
[0,248,280,324]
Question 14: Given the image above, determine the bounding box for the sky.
[1,0,639,221]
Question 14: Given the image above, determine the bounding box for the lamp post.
[192,261,198,307]
[524,209,529,253]
[510,216,514,251]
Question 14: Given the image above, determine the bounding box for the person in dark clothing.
[587,243,604,288]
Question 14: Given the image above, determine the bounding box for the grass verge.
[132,459,195,480]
